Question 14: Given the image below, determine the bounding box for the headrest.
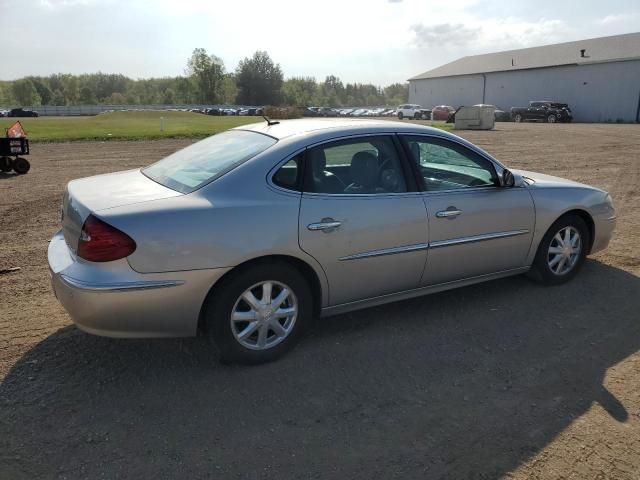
[350,151,378,188]
[308,148,327,177]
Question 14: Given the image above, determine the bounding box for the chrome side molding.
[339,243,430,261]
[339,229,529,261]
[60,275,185,291]
[429,229,530,249]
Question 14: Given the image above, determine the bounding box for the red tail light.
[77,215,136,262]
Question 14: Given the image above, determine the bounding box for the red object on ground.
[6,121,27,138]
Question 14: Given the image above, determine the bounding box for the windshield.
[142,130,277,193]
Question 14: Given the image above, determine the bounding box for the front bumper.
[48,229,230,338]
[591,214,616,254]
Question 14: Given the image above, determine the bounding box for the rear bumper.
[48,229,230,338]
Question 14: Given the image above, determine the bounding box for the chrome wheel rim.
[548,115,556,123]
[514,114,522,122]
[547,226,581,275]
[230,281,298,350]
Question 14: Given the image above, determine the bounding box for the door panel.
[421,187,535,285]
[299,194,428,305]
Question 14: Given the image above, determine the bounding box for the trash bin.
[454,105,495,130]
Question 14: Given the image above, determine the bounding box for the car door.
[400,135,535,286]
[298,135,429,306]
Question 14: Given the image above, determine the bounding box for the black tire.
[513,114,523,123]
[204,262,313,365]
[398,112,403,120]
[528,214,590,285]
[546,114,557,123]
[12,157,30,174]
[0,157,13,172]
[415,112,422,120]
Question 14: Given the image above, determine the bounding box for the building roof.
[409,32,640,81]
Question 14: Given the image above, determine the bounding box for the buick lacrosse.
[49,119,616,364]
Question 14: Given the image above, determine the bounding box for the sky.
[2,0,639,85]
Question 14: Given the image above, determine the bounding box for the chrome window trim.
[60,275,184,292]
[429,229,530,249]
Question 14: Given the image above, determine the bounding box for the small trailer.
[0,121,31,174]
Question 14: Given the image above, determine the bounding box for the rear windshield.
[142,130,276,193]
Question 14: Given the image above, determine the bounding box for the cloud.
[388,0,403,3]
[410,23,481,47]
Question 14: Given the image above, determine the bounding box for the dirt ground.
[1,122,639,479]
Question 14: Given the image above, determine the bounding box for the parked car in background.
[316,107,339,117]
[494,108,511,122]
[0,109,8,117]
[397,104,425,120]
[511,101,573,123]
[431,105,456,121]
[8,108,39,117]
[49,118,615,365]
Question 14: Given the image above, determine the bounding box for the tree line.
[0,49,408,108]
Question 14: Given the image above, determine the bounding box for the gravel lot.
[1,122,639,479]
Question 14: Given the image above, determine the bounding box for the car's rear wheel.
[547,114,557,123]
[398,112,403,120]
[528,214,590,285]
[204,262,312,365]
[514,114,523,122]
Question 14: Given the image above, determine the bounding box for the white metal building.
[408,32,640,122]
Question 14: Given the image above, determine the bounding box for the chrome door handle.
[436,209,462,218]
[308,220,342,232]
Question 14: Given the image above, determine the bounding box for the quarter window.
[273,154,303,191]
[402,136,497,191]
[304,136,407,194]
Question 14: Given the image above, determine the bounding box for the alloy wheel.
[547,226,581,275]
[230,281,298,350]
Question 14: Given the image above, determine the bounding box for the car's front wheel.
[204,262,312,365]
[528,214,590,285]
[513,114,523,122]
[547,114,557,123]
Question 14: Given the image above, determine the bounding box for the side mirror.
[502,169,515,188]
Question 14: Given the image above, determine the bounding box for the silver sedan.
[49,119,616,364]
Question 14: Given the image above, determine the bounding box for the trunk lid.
[61,169,181,251]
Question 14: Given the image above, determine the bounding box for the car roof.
[234,118,451,141]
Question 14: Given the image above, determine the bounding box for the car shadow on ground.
[1,260,639,479]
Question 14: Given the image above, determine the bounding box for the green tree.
[384,83,408,105]
[51,89,66,105]
[12,79,41,105]
[62,75,79,104]
[235,51,283,105]
[186,48,225,104]
[162,88,175,104]
[221,75,238,104]
[30,78,53,105]
[79,86,96,104]
[106,92,127,104]
[281,77,317,106]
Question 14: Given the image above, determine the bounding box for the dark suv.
[511,101,572,123]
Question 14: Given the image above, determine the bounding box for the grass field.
[0,111,259,142]
[0,111,452,142]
